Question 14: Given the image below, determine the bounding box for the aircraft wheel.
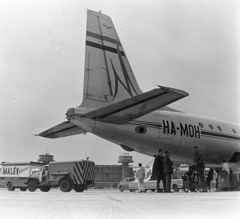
[151,189,155,192]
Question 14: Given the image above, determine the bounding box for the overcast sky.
[0,0,239,166]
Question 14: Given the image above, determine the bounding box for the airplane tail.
[80,10,142,109]
[38,10,188,138]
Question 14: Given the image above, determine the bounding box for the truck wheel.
[40,187,51,192]
[74,185,84,192]
[7,182,15,191]
[20,187,27,191]
[28,179,37,192]
[60,179,72,192]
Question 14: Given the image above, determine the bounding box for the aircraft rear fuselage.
[68,108,240,165]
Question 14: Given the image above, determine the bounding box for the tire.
[74,185,84,192]
[119,186,123,192]
[151,189,155,192]
[129,189,132,192]
[7,182,15,191]
[59,179,72,192]
[172,184,179,192]
[28,179,37,192]
[20,187,27,191]
[40,187,51,192]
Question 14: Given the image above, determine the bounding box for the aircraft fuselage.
[69,109,240,165]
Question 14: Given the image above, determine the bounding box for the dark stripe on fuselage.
[130,121,162,129]
[130,121,240,141]
[86,31,121,46]
[201,130,240,141]
[86,41,125,57]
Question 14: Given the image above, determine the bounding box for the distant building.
[117,153,134,179]
[37,153,54,164]
[94,153,134,188]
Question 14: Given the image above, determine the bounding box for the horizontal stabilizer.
[37,121,85,139]
[80,86,188,123]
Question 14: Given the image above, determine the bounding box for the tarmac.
[0,188,239,219]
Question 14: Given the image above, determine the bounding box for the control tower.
[117,153,133,179]
[38,153,54,164]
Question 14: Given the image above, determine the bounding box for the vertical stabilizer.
[80,10,142,109]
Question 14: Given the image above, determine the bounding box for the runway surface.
[0,188,239,219]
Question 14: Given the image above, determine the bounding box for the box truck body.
[0,160,95,192]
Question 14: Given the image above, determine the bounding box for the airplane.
[38,9,240,170]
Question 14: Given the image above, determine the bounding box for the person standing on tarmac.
[222,160,230,173]
[150,154,157,180]
[164,151,174,193]
[153,149,166,193]
[206,169,213,191]
[135,163,145,193]
[193,146,207,192]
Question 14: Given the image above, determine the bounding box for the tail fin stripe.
[115,44,139,96]
[86,41,125,57]
[87,31,121,46]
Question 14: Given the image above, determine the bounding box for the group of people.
[135,149,174,193]
[135,145,211,193]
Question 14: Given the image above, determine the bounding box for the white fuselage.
[70,109,240,165]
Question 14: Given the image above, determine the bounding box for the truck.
[0,160,95,192]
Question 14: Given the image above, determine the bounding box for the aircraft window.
[217,126,222,131]
[198,123,204,128]
[209,124,213,130]
[232,129,236,134]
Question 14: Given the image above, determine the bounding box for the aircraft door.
[157,115,181,154]
[157,116,173,139]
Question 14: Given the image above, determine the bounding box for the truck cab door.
[39,171,43,183]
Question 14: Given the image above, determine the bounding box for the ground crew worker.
[193,146,207,192]
[42,166,48,181]
[164,151,174,193]
[135,163,145,193]
[206,169,213,191]
[153,149,166,193]
[222,160,230,173]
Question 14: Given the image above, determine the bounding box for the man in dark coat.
[193,146,207,192]
[150,154,157,180]
[164,151,174,193]
[152,149,166,193]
